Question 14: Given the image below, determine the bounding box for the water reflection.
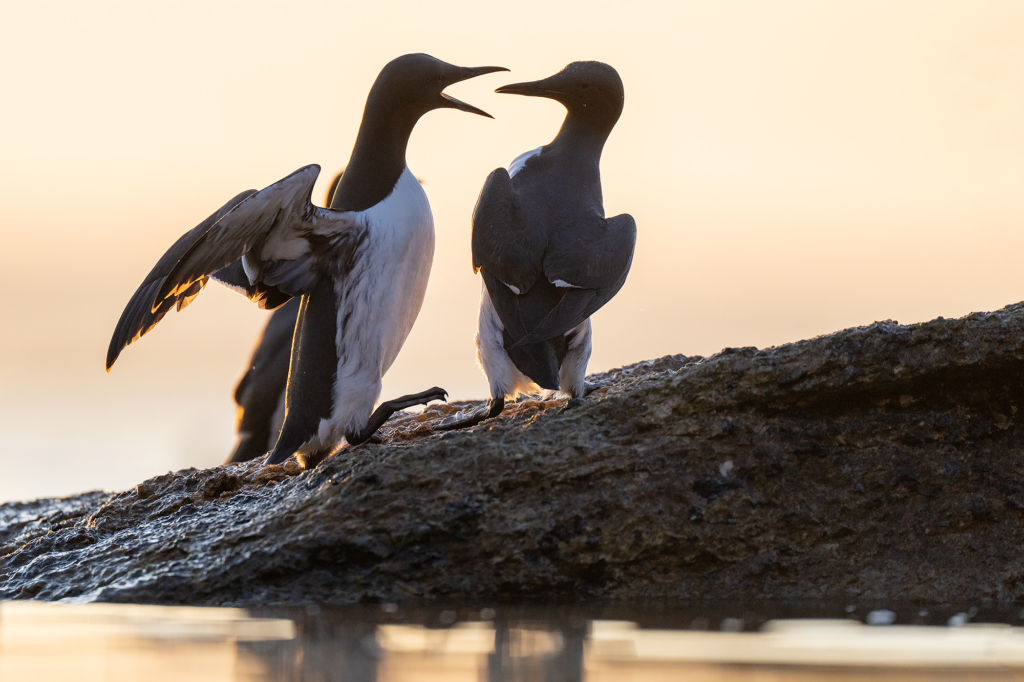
[0,602,294,681]
[486,621,585,682]
[4,602,1024,681]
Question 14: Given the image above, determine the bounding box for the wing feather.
[509,213,636,347]
[472,159,637,352]
[471,168,545,295]
[542,212,636,291]
[107,164,362,370]
[157,165,323,304]
[105,189,256,370]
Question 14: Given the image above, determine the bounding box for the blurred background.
[1,0,1022,503]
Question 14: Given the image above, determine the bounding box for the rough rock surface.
[4,304,1024,605]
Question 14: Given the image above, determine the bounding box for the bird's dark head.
[496,61,625,132]
[368,53,508,122]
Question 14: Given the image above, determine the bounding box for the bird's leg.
[435,396,505,432]
[345,387,448,446]
[557,380,608,415]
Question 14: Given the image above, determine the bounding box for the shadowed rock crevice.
[4,304,1024,605]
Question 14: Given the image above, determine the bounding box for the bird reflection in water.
[7,602,1024,681]
[487,620,585,682]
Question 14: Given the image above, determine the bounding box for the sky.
[1,0,1023,502]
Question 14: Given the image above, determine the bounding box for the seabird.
[438,61,636,430]
[226,169,437,463]
[227,296,298,464]
[226,169,434,464]
[107,53,508,467]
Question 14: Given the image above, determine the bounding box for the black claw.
[560,397,586,414]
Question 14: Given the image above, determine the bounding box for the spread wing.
[105,189,256,370]
[107,164,363,370]
[156,165,323,303]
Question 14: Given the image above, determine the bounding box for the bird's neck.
[332,105,420,212]
[542,115,608,199]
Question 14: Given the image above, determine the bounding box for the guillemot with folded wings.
[439,61,636,430]
[107,53,507,467]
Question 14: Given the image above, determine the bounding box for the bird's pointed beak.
[440,65,509,118]
[440,93,495,119]
[495,74,562,99]
[454,65,510,82]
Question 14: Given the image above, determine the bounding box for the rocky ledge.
[5,303,1024,605]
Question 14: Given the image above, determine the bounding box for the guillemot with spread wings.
[107,54,507,467]
[439,61,636,430]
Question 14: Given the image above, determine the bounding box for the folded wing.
[474,176,636,351]
[511,212,636,347]
[471,168,546,295]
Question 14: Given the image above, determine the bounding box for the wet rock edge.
[4,303,1024,605]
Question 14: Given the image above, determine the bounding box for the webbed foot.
[435,396,505,432]
[346,387,449,445]
[387,386,448,411]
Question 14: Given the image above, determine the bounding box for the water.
[4,601,1024,681]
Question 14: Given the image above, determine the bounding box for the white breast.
[327,166,435,435]
[508,147,542,178]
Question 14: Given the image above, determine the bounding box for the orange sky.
[1,0,1023,501]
